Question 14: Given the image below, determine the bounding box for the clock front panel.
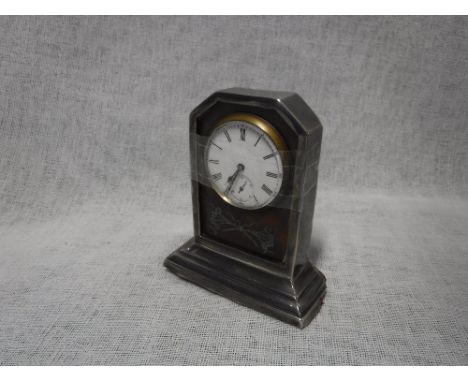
[194,106,299,263]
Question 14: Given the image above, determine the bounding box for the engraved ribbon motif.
[208,207,274,255]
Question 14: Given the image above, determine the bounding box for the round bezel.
[204,113,286,210]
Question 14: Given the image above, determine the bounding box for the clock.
[164,88,326,328]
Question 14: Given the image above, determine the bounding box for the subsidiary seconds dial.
[205,114,285,210]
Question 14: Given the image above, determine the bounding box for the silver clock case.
[164,88,326,328]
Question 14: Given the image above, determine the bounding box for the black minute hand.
[225,163,244,194]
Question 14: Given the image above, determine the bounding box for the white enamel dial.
[205,117,284,210]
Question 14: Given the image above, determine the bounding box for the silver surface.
[0,16,467,365]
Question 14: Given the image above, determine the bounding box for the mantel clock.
[164,88,326,328]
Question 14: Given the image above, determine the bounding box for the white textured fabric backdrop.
[0,16,467,365]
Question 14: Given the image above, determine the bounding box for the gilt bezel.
[204,112,287,210]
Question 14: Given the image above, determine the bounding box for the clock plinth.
[164,238,326,328]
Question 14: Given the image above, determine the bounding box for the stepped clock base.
[164,238,326,329]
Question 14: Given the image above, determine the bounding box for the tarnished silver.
[164,88,326,328]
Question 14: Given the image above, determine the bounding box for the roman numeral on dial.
[223,130,231,142]
[266,171,278,178]
[254,134,263,147]
[211,142,222,150]
[261,184,273,195]
[240,127,246,141]
[208,159,219,164]
[212,173,222,181]
[263,152,276,160]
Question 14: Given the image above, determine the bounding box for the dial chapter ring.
[204,113,287,210]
